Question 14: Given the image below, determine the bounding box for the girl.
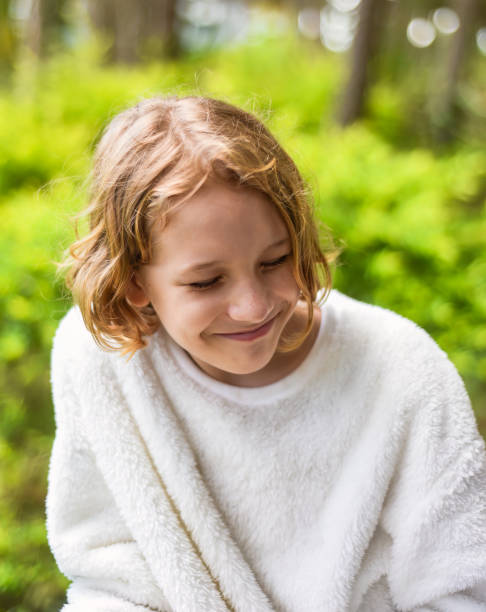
[47,96,486,611]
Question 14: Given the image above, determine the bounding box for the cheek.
[153,291,220,336]
[272,266,300,298]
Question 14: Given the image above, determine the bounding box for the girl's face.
[128,180,302,385]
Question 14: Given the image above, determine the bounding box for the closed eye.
[262,254,290,268]
[187,254,290,291]
[188,276,222,290]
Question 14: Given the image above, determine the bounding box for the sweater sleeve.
[46,311,172,612]
[380,333,486,611]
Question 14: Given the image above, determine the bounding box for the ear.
[126,272,151,308]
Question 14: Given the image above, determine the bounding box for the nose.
[227,278,273,324]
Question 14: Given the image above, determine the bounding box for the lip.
[215,314,278,342]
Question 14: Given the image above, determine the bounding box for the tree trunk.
[26,0,43,55]
[85,0,115,34]
[434,0,477,141]
[86,0,180,63]
[140,0,180,59]
[0,0,17,70]
[337,0,384,126]
[25,0,66,57]
[113,0,143,63]
[164,0,180,58]
[85,0,142,63]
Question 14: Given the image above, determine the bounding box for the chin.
[223,363,265,376]
[221,353,275,376]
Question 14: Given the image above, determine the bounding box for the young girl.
[47,96,486,612]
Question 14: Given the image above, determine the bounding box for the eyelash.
[188,254,290,290]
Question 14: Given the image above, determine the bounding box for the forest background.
[0,0,485,610]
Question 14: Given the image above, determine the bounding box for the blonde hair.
[64,96,335,354]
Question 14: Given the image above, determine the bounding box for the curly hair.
[63,96,336,354]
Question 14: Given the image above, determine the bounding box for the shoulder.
[327,290,448,362]
[51,306,120,393]
[325,292,483,463]
[52,306,102,365]
[51,307,167,394]
[325,290,468,403]
[327,290,434,344]
[52,306,94,353]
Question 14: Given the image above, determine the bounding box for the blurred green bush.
[0,36,485,610]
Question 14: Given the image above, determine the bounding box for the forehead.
[150,180,289,262]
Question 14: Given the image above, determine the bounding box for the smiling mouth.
[215,314,278,342]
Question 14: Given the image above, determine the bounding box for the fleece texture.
[46,290,486,611]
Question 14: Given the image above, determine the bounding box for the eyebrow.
[180,237,291,274]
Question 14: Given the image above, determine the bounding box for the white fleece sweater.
[47,290,486,612]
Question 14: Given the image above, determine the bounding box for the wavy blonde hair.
[64,96,336,354]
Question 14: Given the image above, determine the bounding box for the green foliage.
[303,126,486,414]
[0,186,75,610]
[1,37,485,609]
